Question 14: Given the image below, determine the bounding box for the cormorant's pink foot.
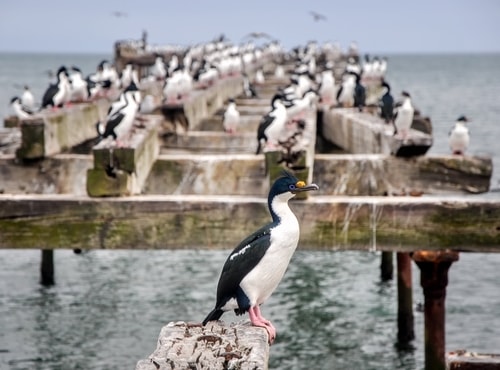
[249,306,277,344]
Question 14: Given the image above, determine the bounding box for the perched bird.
[449,115,470,155]
[336,73,356,107]
[243,74,258,98]
[318,69,336,106]
[69,66,89,101]
[96,82,140,144]
[151,56,167,81]
[222,98,240,134]
[256,94,287,154]
[41,66,71,109]
[10,96,33,119]
[352,72,366,111]
[202,171,319,343]
[393,91,414,139]
[254,69,265,84]
[379,81,394,123]
[21,86,36,112]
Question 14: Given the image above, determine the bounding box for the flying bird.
[310,11,327,22]
[111,11,127,18]
[243,32,272,40]
[202,171,319,343]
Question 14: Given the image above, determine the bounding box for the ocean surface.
[0,52,500,370]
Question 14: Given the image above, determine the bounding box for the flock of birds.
[6,36,474,345]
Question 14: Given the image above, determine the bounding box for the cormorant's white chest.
[240,193,300,306]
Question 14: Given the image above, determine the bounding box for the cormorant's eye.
[289,184,296,190]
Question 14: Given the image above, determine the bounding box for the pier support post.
[381,251,394,280]
[412,250,459,370]
[40,249,54,286]
[397,252,414,345]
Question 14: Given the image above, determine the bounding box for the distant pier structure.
[1,36,498,370]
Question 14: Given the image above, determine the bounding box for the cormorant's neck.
[268,192,295,223]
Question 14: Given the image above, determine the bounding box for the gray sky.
[1,0,499,54]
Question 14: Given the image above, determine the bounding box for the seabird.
[41,66,71,109]
[10,96,33,119]
[318,69,336,106]
[336,72,356,107]
[379,81,394,123]
[202,171,319,343]
[352,72,366,111]
[69,66,89,101]
[309,11,327,22]
[393,91,414,139]
[222,98,240,134]
[256,94,288,154]
[21,86,36,112]
[449,115,470,155]
[243,74,258,98]
[96,82,140,144]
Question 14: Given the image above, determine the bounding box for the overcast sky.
[1,0,499,54]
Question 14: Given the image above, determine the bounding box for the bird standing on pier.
[256,94,287,154]
[96,82,140,144]
[336,72,356,107]
[393,91,414,140]
[69,66,89,102]
[10,96,33,119]
[202,171,319,343]
[379,81,394,123]
[21,86,36,112]
[41,66,71,109]
[449,115,470,155]
[222,98,240,134]
[352,72,366,112]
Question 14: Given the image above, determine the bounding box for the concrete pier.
[15,100,110,160]
[135,321,269,370]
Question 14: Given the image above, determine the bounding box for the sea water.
[0,52,499,370]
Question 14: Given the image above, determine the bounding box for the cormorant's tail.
[202,308,224,326]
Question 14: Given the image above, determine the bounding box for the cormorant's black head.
[269,171,319,202]
[401,91,411,98]
[382,80,391,92]
[457,115,468,122]
[270,93,284,108]
[10,96,20,104]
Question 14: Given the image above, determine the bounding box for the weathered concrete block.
[321,108,433,156]
[87,115,161,196]
[135,321,269,370]
[15,100,110,160]
[447,350,500,369]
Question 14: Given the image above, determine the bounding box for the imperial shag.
[202,171,319,343]
[449,115,470,155]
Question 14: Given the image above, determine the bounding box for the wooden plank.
[86,115,161,196]
[135,321,269,370]
[0,195,498,252]
[15,100,110,160]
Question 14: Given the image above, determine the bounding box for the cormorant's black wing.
[214,224,273,308]
[102,112,124,139]
[255,113,275,154]
[41,83,58,108]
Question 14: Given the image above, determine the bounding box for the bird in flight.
[310,11,327,22]
[243,32,273,40]
[111,11,128,18]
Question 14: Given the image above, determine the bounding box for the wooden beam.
[0,195,498,251]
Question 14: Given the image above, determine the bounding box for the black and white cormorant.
[255,94,287,154]
[202,171,319,343]
[379,80,394,123]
